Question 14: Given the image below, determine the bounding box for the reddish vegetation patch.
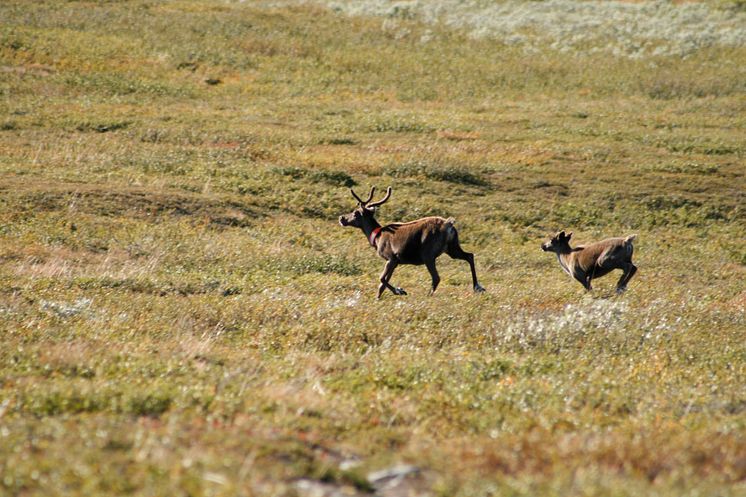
[724,290,746,312]
[0,64,55,76]
[436,129,481,141]
[209,141,242,149]
[452,428,746,482]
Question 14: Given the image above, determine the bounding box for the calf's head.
[338,186,391,228]
[541,231,572,253]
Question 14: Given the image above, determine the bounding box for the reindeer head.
[338,186,392,228]
[541,230,573,253]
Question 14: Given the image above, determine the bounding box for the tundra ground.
[0,1,745,496]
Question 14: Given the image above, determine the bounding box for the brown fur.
[339,187,484,298]
[542,231,637,293]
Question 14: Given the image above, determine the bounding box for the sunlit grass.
[0,1,744,496]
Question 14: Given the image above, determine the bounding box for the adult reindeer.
[339,186,485,298]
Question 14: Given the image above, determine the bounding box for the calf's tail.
[623,234,637,257]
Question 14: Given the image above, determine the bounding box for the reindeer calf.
[541,231,637,293]
[339,186,485,298]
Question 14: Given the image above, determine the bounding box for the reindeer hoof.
[474,284,486,293]
[394,287,407,296]
[616,286,627,294]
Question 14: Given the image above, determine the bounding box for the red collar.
[369,227,382,247]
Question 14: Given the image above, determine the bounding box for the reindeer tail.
[445,217,457,243]
[623,234,637,257]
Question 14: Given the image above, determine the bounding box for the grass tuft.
[0,1,743,496]
[386,161,488,186]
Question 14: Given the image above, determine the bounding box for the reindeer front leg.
[573,270,592,291]
[378,259,407,299]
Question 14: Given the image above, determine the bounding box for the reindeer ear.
[566,231,573,240]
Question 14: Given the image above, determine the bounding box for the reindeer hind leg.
[425,260,440,295]
[446,232,484,292]
[616,263,637,294]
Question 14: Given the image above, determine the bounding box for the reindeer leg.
[575,271,592,291]
[378,260,406,299]
[425,260,440,295]
[616,263,637,294]
[377,260,394,299]
[446,235,485,293]
[577,276,592,291]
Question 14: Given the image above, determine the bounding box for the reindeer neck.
[360,216,382,241]
[556,253,572,276]
[555,247,576,276]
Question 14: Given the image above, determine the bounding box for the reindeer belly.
[393,237,446,265]
[396,244,426,265]
[590,265,615,279]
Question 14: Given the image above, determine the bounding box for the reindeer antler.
[367,187,392,208]
[350,187,376,205]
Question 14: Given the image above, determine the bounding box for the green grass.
[0,1,745,496]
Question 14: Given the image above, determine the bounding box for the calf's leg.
[575,272,592,291]
[616,263,637,293]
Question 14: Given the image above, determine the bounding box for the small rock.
[294,478,362,497]
[339,458,361,471]
[367,464,420,486]
[40,298,92,318]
